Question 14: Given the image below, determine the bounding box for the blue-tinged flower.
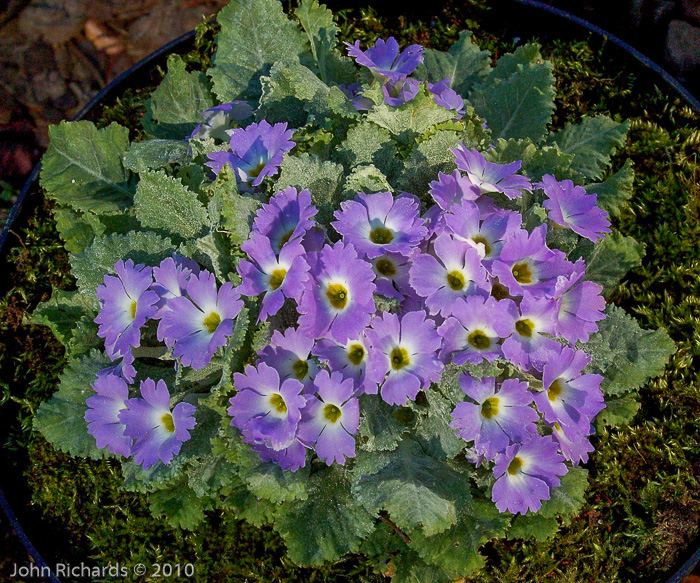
[332,191,426,259]
[244,434,308,471]
[534,346,605,434]
[345,37,424,82]
[429,170,480,211]
[95,259,159,358]
[551,421,595,466]
[438,295,519,365]
[452,145,532,199]
[228,362,306,451]
[450,375,538,460]
[338,83,375,111]
[312,330,380,395]
[382,78,420,106]
[85,373,132,457]
[298,242,376,343]
[152,254,200,322]
[370,252,413,301]
[119,378,196,469]
[491,225,574,298]
[159,270,243,370]
[253,186,318,254]
[101,337,136,383]
[206,120,294,187]
[428,79,466,118]
[501,291,561,371]
[297,370,360,466]
[258,328,319,394]
[538,174,611,242]
[491,435,567,514]
[366,310,443,405]
[409,233,490,317]
[237,234,310,321]
[553,260,606,343]
[189,101,254,141]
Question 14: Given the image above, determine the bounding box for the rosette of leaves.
[31,0,675,580]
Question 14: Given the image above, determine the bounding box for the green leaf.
[358,394,407,452]
[595,393,641,429]
[396,129,460,197]
[413,31,491,97]
[522,145,576,181]
[134,169,209,240]
[222,479,278,526]
[70,231,175,298]
[507,514,559,541]
[392,550,461,583]
[143,55,213,139]
[41,121,134,214]
[546,116,630,180]
[585,159,635,216]
[32,288,98,353]
[491,44,545,78]
[335,121,399,178]
[366,85,455,146]
[121,457,188,494]
[274,467,376,565]
[209,0,308,102]
[148,476,208,530]
[33,350,112,459]
[188,454,236,497]
[122,139,189,172]
[582,305,676,396]
[53,207,99,254]
[214,305,251,391]
[353,439,469,535]
[344,164,392,196]
[411,389,465,461]
[538,467,588,519]
[470,60,556,143]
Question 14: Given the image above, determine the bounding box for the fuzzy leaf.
[523,145,576,181]
[582,305,676,396]
[33,350,112,459]
[335,121,399,178]
[188,454,236,497]
[392,550,461,583]
[32,288,97,352]
[358,394,407,452]
[122,139,189,172]
[396,129,460,197]
[507,514,559,541]
[209,0,308,102]
[413,31,491,97]
[144,55,213,139]
[344,164,392,196]
[595,393,641,428]
[411,389,466,461]
[538,467,588,519]
[274,467,375,565]
[41,121,134,214]
[546,116,630,180]
[148,476,207,530]
[53,207,99,254]
[134,169,209,240]
[585,159,635,216]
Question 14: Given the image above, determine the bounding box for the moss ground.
[1,1,699,582]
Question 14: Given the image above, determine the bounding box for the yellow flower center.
[326,283,348,310]
[348,344,365,366]
[468,329,491,350]
[507,456,524,475]
[292,359,309,381]
[161,413,175,433]
[446,270,465,291]
[279,229,294,249]
[248,161,266,180]
[481,397,500,419]
[323,403,342,423]
[472,236,492,256]
[390,347,410,370]
[130,300,137,320]
[548,379,563,401]
[515,318,535,338]
[511,262,533,284]
[203,311,222,334]
[375,258,396,277]
[269,268,287,290]
[269,393,287,413]
[369,226,394,245]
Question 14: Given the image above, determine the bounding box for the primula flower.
[409,233,490,317]
[382,78,420,106]
[538,174,611,242]
[119,378,197,469]
[206,120,294,187]
[370,252,413,301]
[553,260,606,343]
[332,191,426,259]
[152,255,200,321]
[338,83,374,111]
[95,259,159,358]
[253,187,318,254]
[452,145,532,199]
[159,270,243,370]
[237,234,310,321]
[429,170,480,211]
[312,330,380,395]
[428,79,466,118]
[551,421,595,466]
[85,373,132,457]
[297,370,360,466]
[438,295,518,364]
[366,311,443,405]
[258,328,319,394]
[245,434,308,472]
[298,242,376,343]
[491,435,567,514]
[534,346,605,434]
[345,37,424,82]
[228,362,306,451]
[450,375,538,460]
[189,101,254,141]
[101,337,136,383]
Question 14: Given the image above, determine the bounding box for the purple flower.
[370,252,413,301]
[438,295,519,364]
[237,234,310,321]
[312,330,380,395]
[332,192,427,259]
[538,175,611,242]
[228,362,306,451]
[501,291,561,371]
[452,145,532,199]
[258,328,319,394]
[244,434,308,471]
[428,79,466,118]
[298,242,376,343]
[95,259,159,358]
[339,83,375,111]
[159,270,244,370]
[491,435,567,514]
[366,311,443,405]
[345,37,424,82]
[85,373,132,457]
[152,255,200,322]
[382,78,420,106]
[206,120,294,187]
[297,370,360,466]
[534,346,605,434]
[551,422,595,466]
[553,260,606,343]
[189,101,254,141]
[450,376,538,460]
[119,378,197,469]
[101,338,136,384]
[409,233,489,317]
[429,170,480,211]
[253,187,318,254]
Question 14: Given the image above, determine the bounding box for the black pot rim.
[1,3,699,582]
